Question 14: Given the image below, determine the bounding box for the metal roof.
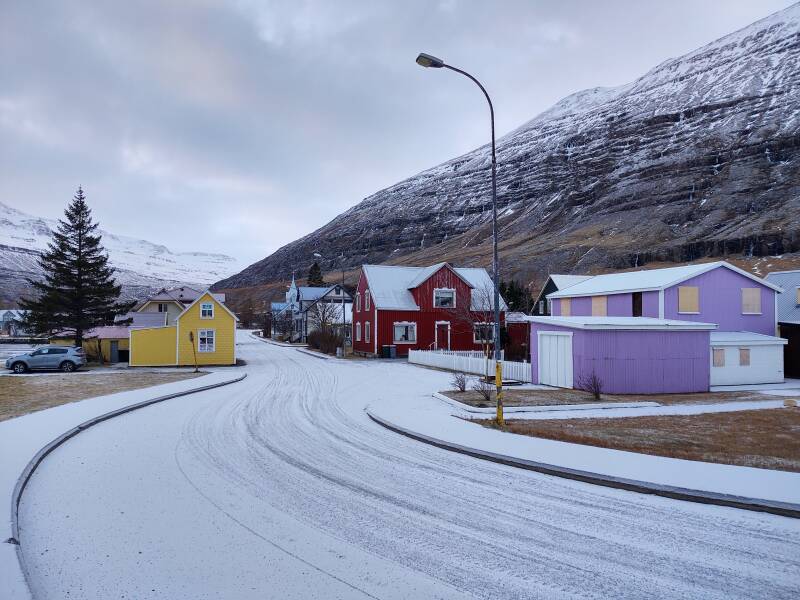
[525,316,717,330]
[547,261,781,299]
[765,270,800,324]
[549,274,594,290]
[710,331,787,345]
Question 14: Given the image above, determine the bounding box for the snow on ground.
[13,332,800,599]
[0,369,243,599]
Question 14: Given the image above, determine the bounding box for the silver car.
[5,345,86,374]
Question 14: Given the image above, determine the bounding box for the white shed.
[709,332,787,386]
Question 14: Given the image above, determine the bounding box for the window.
[365,321,370,343]
[712,347,725,367]
[365,290,371,311]
[538,300,545,314]
[591,295,607,317]
[473,323,495,344]
[52,348,68,354]
[393,322,417,343]
[741,288,761,314]
[355,322,361,342]
[434,288,456,308]
[198,329,215,352]
[632,292,643,317]
[678,286,699,313]
[561,298,571,316]
[739,348,751,366]
[356,293,361,312]
[200,302,214,319]
[158,303,168,313]
[797,287,800,306]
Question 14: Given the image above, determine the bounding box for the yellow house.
[129,291,238,367]
[51,326,131,363]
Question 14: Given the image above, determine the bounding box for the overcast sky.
[1,0,794,268]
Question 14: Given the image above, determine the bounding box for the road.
[17,333,800,599]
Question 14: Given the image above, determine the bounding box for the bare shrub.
[576,370,603,400]
[472,377,494,404]
[307,329,343,355]
[451,371,468,393]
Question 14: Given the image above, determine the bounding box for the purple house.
[528,262,786,393]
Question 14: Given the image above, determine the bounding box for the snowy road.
[18,333,800,599]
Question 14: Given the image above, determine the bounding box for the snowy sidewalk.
[0,369,246,599]
[367,395,800,517]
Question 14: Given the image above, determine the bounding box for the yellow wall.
[129,327,177,366]
[50,337,129,363]
[176,293,236,366]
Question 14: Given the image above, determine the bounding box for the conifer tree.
[307,261,325,287]
[20,187,133,344]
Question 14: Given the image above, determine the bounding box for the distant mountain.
[0,201,242,306]
[215,4,800,300]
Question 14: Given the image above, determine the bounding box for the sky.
[1,0,795,269]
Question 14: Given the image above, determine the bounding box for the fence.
[408,349,531,383]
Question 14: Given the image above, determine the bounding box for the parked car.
[4,345,86,373]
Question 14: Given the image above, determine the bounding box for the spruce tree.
[307,261,325,287]
[20,187,133,344]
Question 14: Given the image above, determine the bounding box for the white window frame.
[356,293,361,312]
[473,322,495,344]
[355,322,361,342]
[157,303,168,313]
[200,302,214,319]
[433,288,456,309]
[198,329,215,353]
[365,321,370,343]
[365,290,370,311]
[393,321,417,344]
[740,288,761,315]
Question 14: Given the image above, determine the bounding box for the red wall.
[352,270,376,355]
[353,265,504,357]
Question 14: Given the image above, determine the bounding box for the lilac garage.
[527,316,717,394]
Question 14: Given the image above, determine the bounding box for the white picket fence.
[408,350,532,383]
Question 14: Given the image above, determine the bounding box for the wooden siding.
[352,269,376,355]
[176,292,236,366]
[130,327,177,366]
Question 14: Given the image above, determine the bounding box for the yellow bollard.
[495,361,504,427]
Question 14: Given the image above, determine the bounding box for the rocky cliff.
[215,5,800,299]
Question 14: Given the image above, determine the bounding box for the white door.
[538,332,573,388]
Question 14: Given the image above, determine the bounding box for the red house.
[352,262,507,357]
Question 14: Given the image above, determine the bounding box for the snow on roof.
[525,316,717,330]
[362,264,507,311]
[147,286,226,304]
[710,331,787,345]
[128,312,167,328]
[549,274,594,290]
[547,261,780,299]
[765,270,800,324]
[298,286,332,301]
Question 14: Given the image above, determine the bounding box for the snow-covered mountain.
[0,201,242,305]
[216,4,800,295]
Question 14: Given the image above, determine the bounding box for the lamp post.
[313,251,347,358]
[416,52,504,426]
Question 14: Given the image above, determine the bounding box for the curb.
[249,333,308,348]
[431,392,660,415]
[296,348,332,360]
[9,372,248,597]
[365,408,800,519]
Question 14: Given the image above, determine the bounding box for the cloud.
[0,0,794,266]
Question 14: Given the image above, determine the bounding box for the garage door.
[538,332,573,388]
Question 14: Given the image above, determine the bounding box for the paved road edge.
[365,408,800,519]
[9,371,248,599]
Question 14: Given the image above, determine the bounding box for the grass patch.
[474,408,800,472]
[0,371,206,421]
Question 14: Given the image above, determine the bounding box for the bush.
[307,329,343,355]
[576,370,603,400]
[472,377,494,404]
[451,371,468,392]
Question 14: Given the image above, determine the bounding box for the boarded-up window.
[712,348,725,367]
[797,287,800,306]
[591,295,607,316]
[741,288,761,314]
[561,298,571,316]
[678,286,699,313]
[739,348,750,366]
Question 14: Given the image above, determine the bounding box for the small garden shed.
[527,316,717,394]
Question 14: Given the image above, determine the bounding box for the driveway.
[17,333,800,599]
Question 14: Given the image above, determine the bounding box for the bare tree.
[471,377,494,404]
[451,371,468,393]
[450,281,499,380]
[576,370,604,400]
[306,300,341,335]
[272,309,293,341]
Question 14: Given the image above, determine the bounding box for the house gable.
[409,264,473,311]
[175,291,237,365]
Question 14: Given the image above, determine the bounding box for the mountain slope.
[0,201,242,305]
[219,5,800,295]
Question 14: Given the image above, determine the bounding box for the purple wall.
[530,323,710,394]
[664,267,775,335]
[642,291,660,317]
[607,293,631,316]
[554,292,658,317]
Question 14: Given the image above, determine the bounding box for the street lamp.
[313,251,347,358]
[416,52,504,426]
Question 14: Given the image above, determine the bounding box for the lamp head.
[416,53,444,68]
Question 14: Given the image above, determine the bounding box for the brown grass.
[475,408,800,472]
[0,371,206,421]
[443,388,784,408]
